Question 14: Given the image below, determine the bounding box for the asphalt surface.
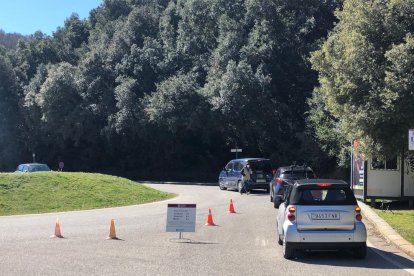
[0,184,413,276]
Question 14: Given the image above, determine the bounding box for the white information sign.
[231,149,242,152]
[409,129,414,151]
[166,204,196,232]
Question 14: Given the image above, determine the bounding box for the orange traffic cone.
[229,199,236,213]
[106,219,119,240]
[205,208,216,226]
[50,218,63,238]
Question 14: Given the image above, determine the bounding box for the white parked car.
[277,179,367,259]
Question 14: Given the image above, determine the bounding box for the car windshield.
[249,160,272,172]
[28,165,50,172]
[281,170,314,179]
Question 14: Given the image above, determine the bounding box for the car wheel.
[273,198,280,209]
[219,182,227,190]
[353,243,367,259]
[276,220,283,245]
[238,181,243,193]
[278,235,283,245]
[283,237,295,259]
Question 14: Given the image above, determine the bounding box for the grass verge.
[373,209,414,244]
[0,172,175,216]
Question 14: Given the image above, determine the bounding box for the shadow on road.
[168,238,219,245]
[225,189,269,196]
[292,247,414,269]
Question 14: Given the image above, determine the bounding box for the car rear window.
[249,160,271,172]
[29,165,50,172]
[281,170,315,179]
[290,187,357,205]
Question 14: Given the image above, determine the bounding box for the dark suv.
[270,165,316,208]
[218,158,273,192]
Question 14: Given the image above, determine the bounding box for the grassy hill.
[0,172,175,216]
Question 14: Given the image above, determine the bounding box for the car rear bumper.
[249,182,269,190]
[283,222,367,243]
[287,242,366,250]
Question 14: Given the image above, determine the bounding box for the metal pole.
[350,140,353,187]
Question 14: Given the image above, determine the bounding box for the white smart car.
[277,179,367,259]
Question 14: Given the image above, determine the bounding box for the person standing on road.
[240,163,252,195]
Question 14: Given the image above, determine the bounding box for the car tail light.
[287,205,296,221]
[317,183,332,187]
[355,205,362,221]
[277,178,283,185]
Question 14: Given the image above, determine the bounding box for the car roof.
[279,165,313,172]
[294,179,348,187]
[18,163,48,166]
[230,158,270,162]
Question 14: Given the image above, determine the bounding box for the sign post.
[166,204,196,241]
[230,148,242,158]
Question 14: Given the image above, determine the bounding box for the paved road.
[0,184,413,276]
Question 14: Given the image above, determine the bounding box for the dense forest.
[0,30,27,50]
[1,0,413,181]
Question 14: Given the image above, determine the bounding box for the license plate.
[256,174,263,178]
[311,212,340,220]
[256,179,266,183]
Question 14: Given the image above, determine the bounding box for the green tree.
[110,77,143,133]
[78,51,116,133]
[144,73,207,133]
[12,32,58,84]
[0,55,23,170]
[311,0,414,158]
[35,63,83,149]
[21,63,50,156]
[53,14,91,64]
[0,29,28,50]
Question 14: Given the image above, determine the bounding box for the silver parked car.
[15,163,51,173]
[277,179,367,259]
